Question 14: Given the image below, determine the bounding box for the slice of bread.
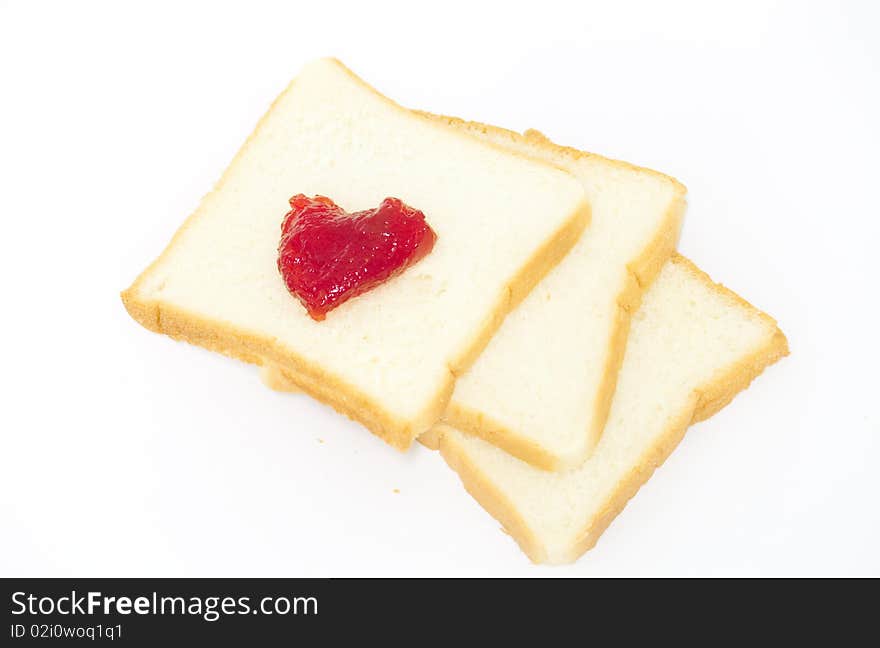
[434,255,788,564]
[122,59,589,451]
[260,117,686,470]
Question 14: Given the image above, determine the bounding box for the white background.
[1,0,877,577]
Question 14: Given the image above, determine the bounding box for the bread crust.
[121,59,589,451]
[436,254,789,564]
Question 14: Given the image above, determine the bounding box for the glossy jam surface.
[278,195,437,321]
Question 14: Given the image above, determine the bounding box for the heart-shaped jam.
[277,194,437,321]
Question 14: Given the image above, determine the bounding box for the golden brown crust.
[438,253,788,564]
[442,401,562,469]
[121,59,589,452]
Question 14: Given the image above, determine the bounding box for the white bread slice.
[122,58,589,451]
[434,255,788,564]
[261,118,686,470]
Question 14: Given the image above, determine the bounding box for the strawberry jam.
[277,194,437,321]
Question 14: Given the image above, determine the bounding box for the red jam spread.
[277,194,437,321]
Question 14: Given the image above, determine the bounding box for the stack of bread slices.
[123,58,788,564]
